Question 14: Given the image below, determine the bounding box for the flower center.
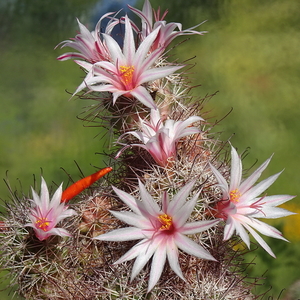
[214,200,236,220]
[35,217,50,232]
[230,189,241,203]
[119,65,135,88]
[158,213,173,230]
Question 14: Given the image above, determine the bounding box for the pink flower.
[56,12,119,63]
[26,177,77,241]
[129,0,207,51]
[117,109,203,167]
[94,180,218,291]
[210,145,295,257]
[74,16,183,109]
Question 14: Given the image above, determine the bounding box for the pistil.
[119,65,135,89]
[158,213,173,230]
[35,217,50,232]
[230,189,241,203]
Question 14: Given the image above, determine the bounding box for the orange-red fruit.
[61,167,112,203]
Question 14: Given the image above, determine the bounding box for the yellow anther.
[230,189,241,203]
[158,214,173,230]
[119,65,135,85]
[35,218,50,232]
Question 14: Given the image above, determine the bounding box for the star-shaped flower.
[94,180,218,291]
[73,16,183,109]
[129,0,207,51]
[26,177,77,241]
[116,109,203,167]
[56,12,119,63]
[210,145,295,257]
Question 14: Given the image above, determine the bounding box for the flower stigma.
[35,217,50,232]
[119,65,135,88]
[158,213,173,230]
[230,189,241,203]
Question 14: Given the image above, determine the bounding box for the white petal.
[173,192,200,227]
[130,85,157,109]
[241,171,282,201]
[222,218,234,241]
[229,146,242,191]
[209,163,229,197]
[233,218,251,248]
[112,186,140,215]
[174,232,216,261]
[134,26,161,69]
[138,65,183,85]
[40,177,50,211]
[48,227,72,238]
[172,116,203,138]
[138,180,161,217]
[111,90,127,104]
[56,208,77,222]
[123,16,136,64]
[89,83,122,95]
[49,183,63,209]
[138,46,164,73]
[128,1,152,33]
[147,243,167,292]
[167,180,196,215]
[181,219,220,235]
[110,210,150,229]
[259,194,295,207]
[94,61,118,74]
[174,127,200,140]
[76,19,94,43]
[242,223,276,257]
[240,216,288,241]
[130,240,158,281]
[94,227,146,242]
[149,108,161,128]
[239,155,272,194]
[102,33,125,65]
[166,239,185,280]
[114,239,147,264]
[73,70,94,94]
[123,130,145,142]
[31,187,41,207]
[254,206,296,219]
[74,60,93,72]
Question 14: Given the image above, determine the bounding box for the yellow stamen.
[35,218,50,232]
[158,214,172,230]
[230,189,241,203]
[119,65,135,86]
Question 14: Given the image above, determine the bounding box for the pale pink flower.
[56,12,119,63]
[74,16,183,109]
[116,109,203,166]
[94,180,218,291]
[210,145,295,257]
[25,177,77,241]
[128,0,207,51]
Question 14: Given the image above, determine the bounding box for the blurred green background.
[0,0,299,299]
